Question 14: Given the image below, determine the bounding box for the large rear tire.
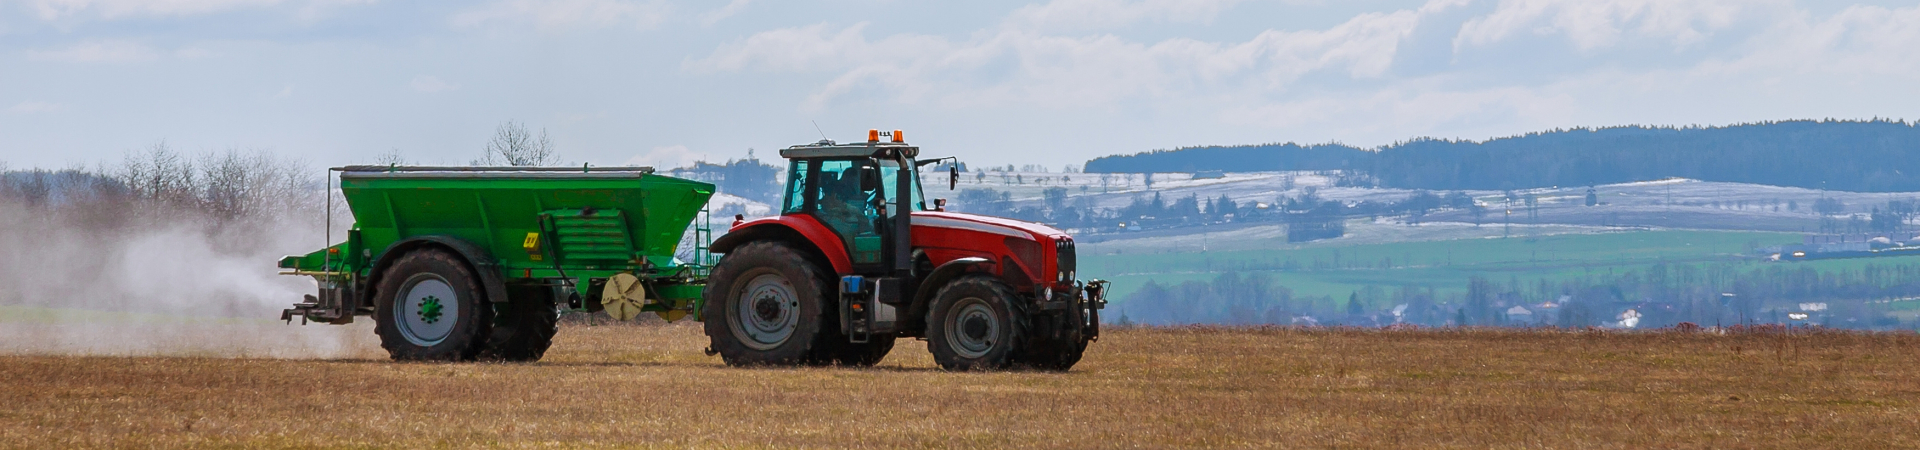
[373,249,493,361]
[479,285,559,362]
[703,241,829,366]
[926,275,1027,371]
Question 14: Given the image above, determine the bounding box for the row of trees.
[1086,120,1920,192]
[1,120,566,241]
[2,143,323,229]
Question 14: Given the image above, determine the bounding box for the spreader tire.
[926,275,1028,371]
[373,249,493,361]
[479,285,559,362]
[703,241,829,366]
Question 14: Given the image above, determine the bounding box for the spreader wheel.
[373,249,493,361]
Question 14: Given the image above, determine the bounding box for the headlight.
[1043,287,1053,300]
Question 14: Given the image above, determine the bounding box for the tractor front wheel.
[926,275,1027,371]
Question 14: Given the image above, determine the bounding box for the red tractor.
[704,130,1106,371]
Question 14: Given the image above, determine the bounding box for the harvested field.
[4,324,1919,448]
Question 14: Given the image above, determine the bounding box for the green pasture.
[1081,229,1855,306]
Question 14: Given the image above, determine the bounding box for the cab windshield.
[879,158,926,212]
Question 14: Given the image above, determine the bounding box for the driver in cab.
[818,168,876,234]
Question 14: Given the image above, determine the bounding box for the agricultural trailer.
[280,131,1106,370]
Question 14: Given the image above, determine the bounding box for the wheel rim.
[731,271,799,350]
[945,297,999,359]
[395,274,459,346]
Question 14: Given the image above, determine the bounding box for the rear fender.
[366,235,511,306]
[710,215,852,275]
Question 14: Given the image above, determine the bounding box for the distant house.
[1505,306,1533,324]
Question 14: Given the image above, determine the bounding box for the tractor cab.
[775,130,953,278]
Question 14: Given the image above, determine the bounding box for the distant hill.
[1084,120,1920,192]
[1082,142,1365,173]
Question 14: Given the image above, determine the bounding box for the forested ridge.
[1084,120,1920,192]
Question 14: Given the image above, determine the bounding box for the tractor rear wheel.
[703,241,829,366]
[926,275,1027,371]
[373,249,493,361]
[479,285,559,362]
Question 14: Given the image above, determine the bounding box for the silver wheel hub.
[733,272,799,350]
[396,274,458,346]
[946,298,999,359]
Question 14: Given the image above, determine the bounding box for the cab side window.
[782,160,810,214]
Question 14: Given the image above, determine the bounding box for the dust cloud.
[0,150,379,359]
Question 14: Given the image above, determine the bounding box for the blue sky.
[2,0,1917,170]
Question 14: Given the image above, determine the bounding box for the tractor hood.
[910,211,1065,242]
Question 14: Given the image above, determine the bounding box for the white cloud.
[451,0,669,32]
[698,0,749,26]
[1718,3,1920,76]
[686,0,1920,139]
[691,6,1427,111]
[409,75,460,93]
[1455,0,1772,51]
[625,145,704,169]
[1002,0,1249,31]
[26,40,159,63]
[29,0,285,20]
[6,101,66,114]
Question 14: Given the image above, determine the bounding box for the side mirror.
[949,164,958,190]
[934,198,947,211]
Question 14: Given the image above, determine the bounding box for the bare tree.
[477,121,559,166]
[198,149,319,224]
[374,149,407,166]
[120,141,199,212]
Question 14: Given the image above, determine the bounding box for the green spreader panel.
[544,209,637,263]
[334,169,714,275]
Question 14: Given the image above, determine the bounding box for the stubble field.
[4,323,1919,448]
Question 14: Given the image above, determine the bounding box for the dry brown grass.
[4,325,1919,448]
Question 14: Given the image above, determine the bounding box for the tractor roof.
[779,140,920,159]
